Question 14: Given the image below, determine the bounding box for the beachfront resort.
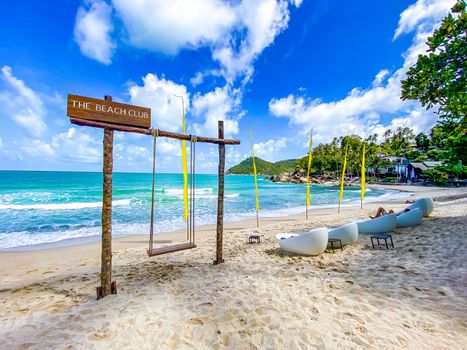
[0,0,466,349]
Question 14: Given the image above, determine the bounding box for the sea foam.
[0,199,131,211]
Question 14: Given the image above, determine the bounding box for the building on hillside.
[375,155,409,178]
[407,161,443,181]
[374,155,443,183]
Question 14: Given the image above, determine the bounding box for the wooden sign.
[67,94,151,128]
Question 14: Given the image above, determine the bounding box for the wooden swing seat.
[147,242,196,257]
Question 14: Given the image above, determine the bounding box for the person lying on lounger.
[370,207,410,219]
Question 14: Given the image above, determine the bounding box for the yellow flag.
[181,101,188,222]
[338,145,348,204]
[306,131,313,207]
[361,144,366,203]
[250,129,259,212]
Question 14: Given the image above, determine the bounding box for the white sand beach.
[1,185,466,349]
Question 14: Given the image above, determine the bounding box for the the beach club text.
[67,94,151,128]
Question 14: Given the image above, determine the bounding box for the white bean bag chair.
[276,227,328,256]
[407,197,434,217]
[354,213,397,234]
[328,222,359,245]
[396,208,423,228]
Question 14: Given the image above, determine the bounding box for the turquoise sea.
[0,171,404,249]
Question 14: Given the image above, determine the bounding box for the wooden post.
[97,95,116,299]
[214,121,225,265]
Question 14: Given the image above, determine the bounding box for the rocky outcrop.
[266,170,358,186]
[268,170,317,184]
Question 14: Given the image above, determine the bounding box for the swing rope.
[148,129,158,252]
[190,136,197,245]
[188,137,192,243]
[147,131,197,256]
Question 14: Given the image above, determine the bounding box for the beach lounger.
[328,222,358,245]
[396,207,423,228]
[276,227,328,256]
[407,197,434,217]
[353,213,397,234]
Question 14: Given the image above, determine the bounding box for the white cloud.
[115,141,167,165]
[253,137,287,161]
[0,66,47,137]
[112,0,236,55]
[127,74,241,156]
[157,138,182,156]
[123,144,150,162]
[190,72,205,87]
[128,73,190,132]
[394,0,455,39]
[13,127,101,164]
[226,148,243,168]
[78,0,296,84]
[212,0,292,83]
[268,72,433,145]
[126,144,149,157]
[0,137,3,149]
[190,69,222,87]
[269,69,405,142]
[74,1,115,64]
[289,0,303,7]
[372,69,390,87]
[269,0,453,145]
[192,86,242,137]
[51,127,101,163]
[20,139,55,157]
[385,109,439,135]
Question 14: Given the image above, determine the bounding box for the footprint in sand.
[89,331,110,341]
[188,318,204,325]
[416,320,435,333]
[333,296,342,306]
[237,329,251,338]
[354,325,367,334]
[395,335,408,347]
[310,306,320,315]
[197,301,214,309]
[16,307,30,314]
[402,321,411,329]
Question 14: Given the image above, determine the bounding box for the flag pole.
[338,144,348,214]
[305,131,313,219]
[250,129,260,228]
[360,143,366,210]
[174,95,189,239]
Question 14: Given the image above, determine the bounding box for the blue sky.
[0,0,455,173]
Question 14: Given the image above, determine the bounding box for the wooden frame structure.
[69,95,240,299]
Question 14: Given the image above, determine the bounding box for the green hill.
[227,157,298,175]
[274,159,298,171]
